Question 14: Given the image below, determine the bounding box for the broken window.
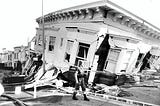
[75,43,90,66]
[139,51,152,72]
[121,50,133,70]
[135,53,144,68]
[64,40,74,62]
[104,48,121,72]
[48,36,56,51]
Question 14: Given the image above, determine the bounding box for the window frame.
[104,48,121,72]
[48,36,56,52]
[75,42,90,66]
[64,40,74,62]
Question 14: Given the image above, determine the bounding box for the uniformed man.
[72,63,89,101]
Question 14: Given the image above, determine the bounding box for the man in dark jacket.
[72,64,89,101]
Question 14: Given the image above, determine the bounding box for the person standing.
[72,63,89,101]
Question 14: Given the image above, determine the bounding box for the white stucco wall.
[37,18,160,74]
[45,27,67,66]
[42,23,99,69]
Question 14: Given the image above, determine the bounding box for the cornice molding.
[36,1,160,40]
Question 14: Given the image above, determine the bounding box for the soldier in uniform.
[72,62,89,101]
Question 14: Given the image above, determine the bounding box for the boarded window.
[135,53,144,68]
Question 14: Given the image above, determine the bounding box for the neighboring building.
[0,48,13,68]
[0,39,36,72]
[7,51,13,67]
[35,0,160,74]
[1,52,8,67]
[13,46,29,70]
[1,48,8,66]
[13,46,21,68]
[0,46,28,69]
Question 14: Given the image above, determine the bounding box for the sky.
[0,0,159,52]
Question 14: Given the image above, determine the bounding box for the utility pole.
[34,0,45,98]
[42,0,45,73]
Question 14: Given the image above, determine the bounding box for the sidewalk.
[3,83,160,106]
[4,86,68,100]
[3,86,121,106]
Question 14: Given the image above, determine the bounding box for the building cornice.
[36,0,160,40]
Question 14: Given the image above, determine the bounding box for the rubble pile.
[88,71,136,97]
[1,47,160,105]
[93,71,117,86]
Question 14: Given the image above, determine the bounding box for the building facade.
[35,1,160,74]
[0,46,29,71]
[12,46,29,71]
[0,48,13,68]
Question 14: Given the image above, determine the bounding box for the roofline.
[36,0,160,37]
[52,0,106,14]
[36,0,106,21]
[36,0,160,32]
[106,0,160,32]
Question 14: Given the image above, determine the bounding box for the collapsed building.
[2,1,160,105]
[3,0,160,88]
[34,1,160,76]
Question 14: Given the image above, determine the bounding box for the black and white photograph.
[0,0,160,106]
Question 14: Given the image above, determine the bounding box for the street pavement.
[0,70,122,106]
[1,85,122,106]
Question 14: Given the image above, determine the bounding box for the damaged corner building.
[35,1,160,76]
[4,1,159,105]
